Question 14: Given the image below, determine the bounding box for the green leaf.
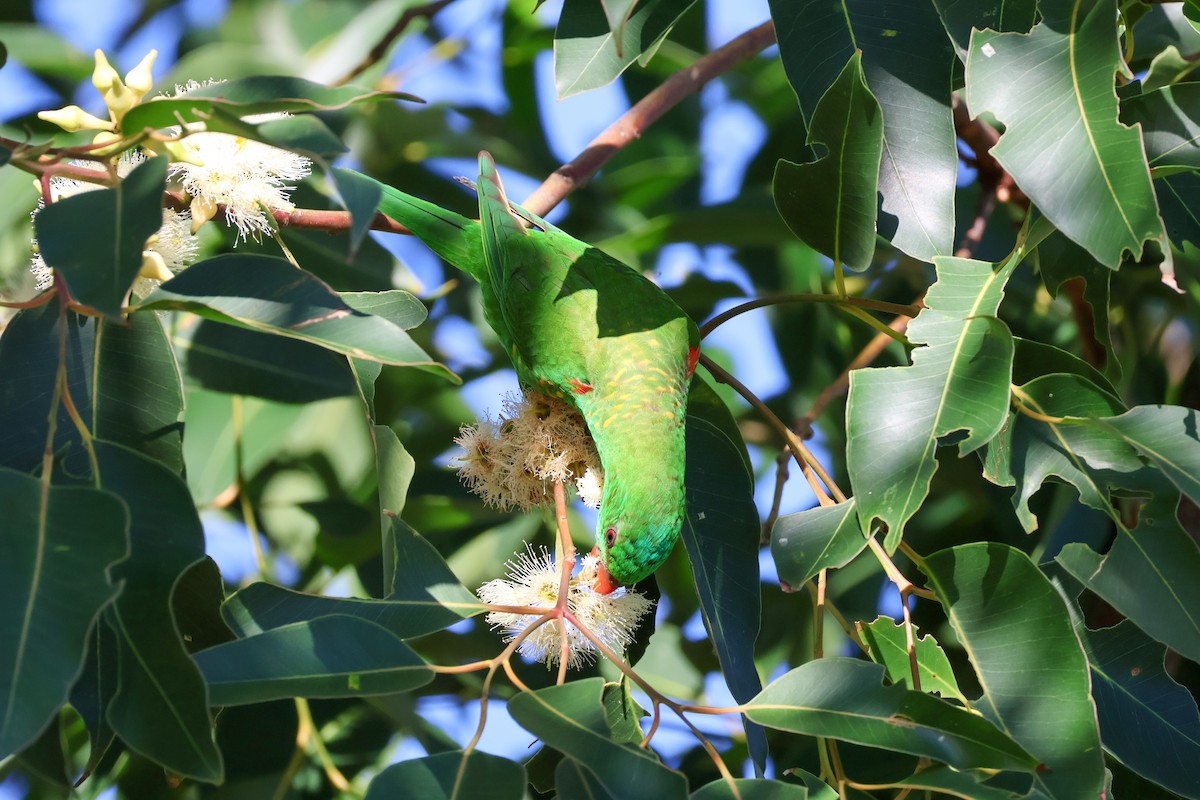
[982,373,1141,531]
[1086,620,1200,799]
[771,498,867,590]
[0,468,128,759]
[95,441,222,782]
[120,76,421,132]
[744,658,1039,772]
[1156,170,1200,249]
[859,616,965,703]
[923,542,1105,798]
[508,679,688,800]
[883,766,1025,800]
[1036,231,1117,379]
[364,751,526,800]
[1094,404,1200,506]
[690,777,812,799]
[683,405,766,770]
[342,289,429,330]
[774,53,883,271]
[375,424,416,590]
[965,0,1169,274]
[36,157,167,317]
[1058,493,1200,663]
[1011,338,1116,396]
[1140,45,1199,91]
[555,756,615,798]
[768,0,958,261]
[0,23,90,79]
[848,257,1016,549]
[554,0,696,97]
[69,619,119,777]
[1123,83,1200,172]
[192,615,433,705]
[332,167,384,255]
[185,319,359,403]
[141,255,454,378]
[932,0,1036,58]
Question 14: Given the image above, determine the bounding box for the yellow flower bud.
[190,195,218,233]
[90,131,126,157]
[138,250,174,282]
[104,81,138,122]
[91,50,122,95]
[37,105,115,133]
[123,50,157,99]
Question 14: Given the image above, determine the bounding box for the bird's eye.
[605,527,618,547]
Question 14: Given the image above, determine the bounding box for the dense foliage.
[2,0,1200,798]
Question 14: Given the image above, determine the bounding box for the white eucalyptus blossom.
[29,153,198,295]
[477,546,654,669]
[167,80,312,240]
[453,391,602,511]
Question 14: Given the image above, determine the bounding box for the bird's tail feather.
[374,180,484,281]
[476,151,528,293]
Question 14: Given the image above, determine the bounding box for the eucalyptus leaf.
[859,616,965,703]
[771,498,867,590]
[364,750,526,800]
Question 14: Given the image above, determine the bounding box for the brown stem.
[335,0,456,85]
[699,293,920,339]
[520,20,777,217]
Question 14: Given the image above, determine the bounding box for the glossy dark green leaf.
[848,257,1016,549]
[364,750,526,800]
[332,167,384,255]
[141,255,453,378]
[0,468,128,759]
[1087,620,1200,799]
[171,557,234,654]
[683,404,766,770]
[1011,337,1116,396]
[342,289,429,330]
[1156,170,1200,249]
[746,658,1038,772]
[768,0,957,261]
[193,615,432,705]
[924,543,1105,798]
[554,0,695,97]
[771,498,866,590]
[1095,404,1200,506]
[0,304,94,472]
[0,24,89,79]
[1058,493,1200,663]
[508,679,688,800]
[120,76,420,132]
[774,53,883,270]
[884,766,1024,800]
[859,616,964,702]
[95,441,222,782]
[982,373,1140,531]
[69,617,119,777]
[13,713,69,790]
[36,157,167,317]
[375,425,416,592]
[185,319,359,403]
[556,756,615,799]
[1142,45,1198,92]
[95,311,185,473]
[1122,83,1200,173]
[690,777,811,799]
[965,0,1169,274]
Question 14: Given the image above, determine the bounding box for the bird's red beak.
[590,545,618,594]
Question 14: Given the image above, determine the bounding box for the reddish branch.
[335,0,455,86]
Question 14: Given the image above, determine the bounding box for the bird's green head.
[591,481,685,594]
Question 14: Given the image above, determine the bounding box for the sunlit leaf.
[924,542,1105,798]
[774,53,883,270]
[508,679,688,800]
[690,777,811,799]
[771,498,866,590]
[1094,404,1200,506]
[364,750,526,800]
[0,468,128,759]
[141,255,454,378]
[884,766,1025,800]
[848,257,1016,549]
[965,0,1169,277]
[859,616,965,703]
[193,615,432,705]
[120,76,421,132]
[36,157,166,317]
[745,658,1038,772]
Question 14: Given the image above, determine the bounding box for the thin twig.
[335,0,455,85]
[520,20,777,217]
[699,293,920,339]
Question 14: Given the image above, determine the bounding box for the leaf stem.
[698,293,920,339]
[294,698,359,796]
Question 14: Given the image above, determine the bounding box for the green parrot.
[373,152,699,593]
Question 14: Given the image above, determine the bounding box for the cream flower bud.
[123,50,157,98]
[37,105,114,133]
[190,195,218,233]
[91,50,122,95]
[138,251,174,282]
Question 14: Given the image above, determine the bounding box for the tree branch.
[335,0,456,86]
[520,20,777,217]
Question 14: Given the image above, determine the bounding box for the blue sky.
[0,0,844,791]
